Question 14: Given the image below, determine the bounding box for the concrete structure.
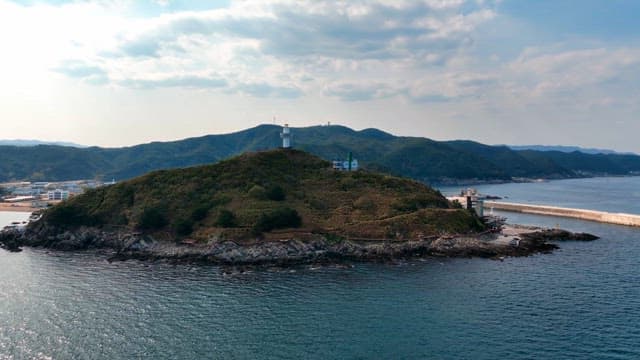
[485,201,640,227]
[47,189,70,201]
[447,188,484,217]
[280,124,292,148]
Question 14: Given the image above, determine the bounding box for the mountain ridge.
[1,124,640,183]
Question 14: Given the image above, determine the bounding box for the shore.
[0,222,598,264]
[0,203,38,213]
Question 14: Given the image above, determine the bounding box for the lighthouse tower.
[280,124,292,148]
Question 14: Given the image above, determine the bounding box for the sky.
[1,0,639,151]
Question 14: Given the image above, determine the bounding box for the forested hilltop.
[36,149,483,243]
[1,124,640,183]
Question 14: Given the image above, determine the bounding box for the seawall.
[484,201,640,227]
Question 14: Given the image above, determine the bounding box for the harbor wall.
[484,201,640,227]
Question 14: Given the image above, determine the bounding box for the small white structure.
[332,153,359,171]
[47,189,70,201]
[280,124,292,148]
[333,160,360,171]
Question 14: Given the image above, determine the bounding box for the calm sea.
[1,177,640,359]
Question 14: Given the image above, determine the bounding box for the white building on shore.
[47,189,70,201]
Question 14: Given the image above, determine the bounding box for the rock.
[1,219,600,266]
[0,231,23,252]
[521,229,599,242]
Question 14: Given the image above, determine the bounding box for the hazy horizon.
[2,0,639,152]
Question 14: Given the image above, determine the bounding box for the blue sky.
[1,0,639,151]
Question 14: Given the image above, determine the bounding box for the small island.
[0,149,597,264]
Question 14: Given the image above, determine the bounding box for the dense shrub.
[266,184,286,201]
[174,218,194,236]
[45,203,95,227]
[392,195,449,213]
[191,205,210,222]
[253,207,302,233]
[138,207,168,230]
[215,209,237,228]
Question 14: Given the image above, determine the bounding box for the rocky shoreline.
[0,222,599,266]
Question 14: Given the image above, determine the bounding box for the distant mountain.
[506,145,635,156]
[1,124,640,183]
[0,140,86,148]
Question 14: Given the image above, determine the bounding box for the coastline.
[0,223,598,265]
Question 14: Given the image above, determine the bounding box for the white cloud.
[2,0,640,152]
[508,47,640,98]
[13,0,497,98]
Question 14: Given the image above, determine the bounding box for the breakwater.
[485,201,640,227]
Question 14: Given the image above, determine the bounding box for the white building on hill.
[332,152,359,171]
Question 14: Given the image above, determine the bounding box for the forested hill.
[1,124,640,183]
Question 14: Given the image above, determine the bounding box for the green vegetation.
[191,205,210,222]
[215,209,237,228]
[138,207,168,230]
[46,203,96,227]
[253,207,302,233]
[2,125,640,183]
[265,184,286,201]
[40,149,484,241]
[173,218,194,236]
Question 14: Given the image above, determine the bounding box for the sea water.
[1,177,640,359]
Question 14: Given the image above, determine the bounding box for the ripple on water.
[2,177,640,359]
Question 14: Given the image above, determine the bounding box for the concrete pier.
[484,201,640,227]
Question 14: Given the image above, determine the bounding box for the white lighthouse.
[280,124,292,148]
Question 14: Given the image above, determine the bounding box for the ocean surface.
[1,177,640,359]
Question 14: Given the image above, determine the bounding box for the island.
[0,149,597,264]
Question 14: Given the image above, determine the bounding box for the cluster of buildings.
[1,179,116,208]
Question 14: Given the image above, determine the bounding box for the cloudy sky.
[1,0,639,151]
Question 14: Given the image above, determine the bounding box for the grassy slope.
[42,149,484,242]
